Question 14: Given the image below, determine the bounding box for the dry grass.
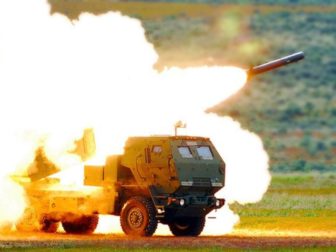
[48,1,336,20]
[1,233,336,250]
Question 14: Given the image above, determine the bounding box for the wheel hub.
[128,208,144,228]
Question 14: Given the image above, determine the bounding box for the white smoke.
[0,0,270,234]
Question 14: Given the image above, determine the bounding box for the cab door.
[147,140,173,187]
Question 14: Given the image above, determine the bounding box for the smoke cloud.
[0,0,270,234]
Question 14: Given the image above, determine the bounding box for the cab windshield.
[178,146,193,158]
[177,145,214,160]
[196,146,213,160]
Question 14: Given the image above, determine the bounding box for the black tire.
[40,216,59,233]
[62,215,98,234]
[168,217,205,237]
[120,196,157,237]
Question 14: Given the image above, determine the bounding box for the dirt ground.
[1,232,336,249]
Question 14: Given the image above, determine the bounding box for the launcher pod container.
[16,136,225,237]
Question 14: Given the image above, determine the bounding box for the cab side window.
[152,145,162,154]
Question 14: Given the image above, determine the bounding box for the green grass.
[231,173,336,233]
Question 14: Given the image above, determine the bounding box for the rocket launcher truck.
[14,52,304,237]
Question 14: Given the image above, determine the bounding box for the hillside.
[213,9,336,172]
[49,0,336,172]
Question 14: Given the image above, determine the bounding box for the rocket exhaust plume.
[0,0,271,234]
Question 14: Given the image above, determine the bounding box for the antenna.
[174,121,187,136]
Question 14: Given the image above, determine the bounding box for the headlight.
[179,198,185,206]
[215,198,225,208]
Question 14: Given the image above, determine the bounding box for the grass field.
[231,173,336,236]
[1,173,335,250]
[4,248,330,252]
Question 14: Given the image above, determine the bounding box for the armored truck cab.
[84,135,226,236]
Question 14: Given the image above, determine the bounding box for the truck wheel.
[168,217,205,236]
[62,215,98,234]
[120,196,157,237]
[40,216,59,233]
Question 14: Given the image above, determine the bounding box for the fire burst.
[0,0,272,235]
